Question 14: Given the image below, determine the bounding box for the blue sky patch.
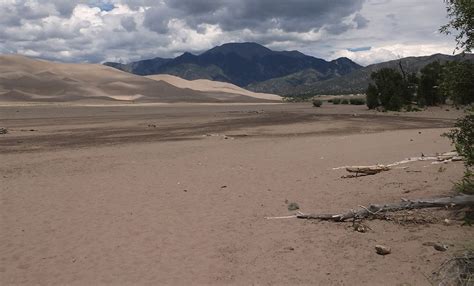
[348,46,371,52]
[89,1,115,11]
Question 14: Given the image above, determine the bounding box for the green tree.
[370,68,407,111]
[418,61,445,106]
[440,61,474,105]
[440,0,474,53]
[366,83,379,109]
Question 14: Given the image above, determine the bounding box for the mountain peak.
[203,42,272,60]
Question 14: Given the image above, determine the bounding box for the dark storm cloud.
[143,0,366,34]
[121,16,137,32]
[0,0,456,65]
[354,13,369,29]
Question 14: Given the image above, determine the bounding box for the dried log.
[297,195,474,222]
[346,165,391,174]
[343,165,390,178]
[336,152,463,178]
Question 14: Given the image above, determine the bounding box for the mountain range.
[105,42,474,96]
[274,53,474,96]
[104,42,361,90]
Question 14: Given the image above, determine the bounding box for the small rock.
[287,202,300,211]
[353,223,369,233]
[375,245,391,255]
[443,218,451,225]
[433,243,448,252]
[220,185,227,189]
[0,128,7,135]
[283,246,295,251]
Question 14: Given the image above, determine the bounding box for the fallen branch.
[296,195,474,222]
[342,165,390,178]
[335,152,463,178]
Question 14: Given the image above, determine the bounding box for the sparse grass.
[431,250,474,286]
[349,98,366,105]
[332,98,341,104]
[405,105,422,112]
[454,171,474,195]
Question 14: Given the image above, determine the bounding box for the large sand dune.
[146,74,282,101]
[0,55,281,103]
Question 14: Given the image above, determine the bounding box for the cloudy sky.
[0,0,457,66]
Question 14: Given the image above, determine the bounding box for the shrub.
[341,99,349,104]
[444,112,474,167]
[332,98,341,104]
[312,99,323,107]
[443,110,474,194]
[349,98,366,105]
[366,83,379,109]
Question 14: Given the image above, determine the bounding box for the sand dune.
[0,55,281,103]
[146,74,282,101]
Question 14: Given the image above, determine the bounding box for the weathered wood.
[297,195,474,221]
[338,152,463,179]
[346,165,391,174]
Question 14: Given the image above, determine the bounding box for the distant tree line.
[366,60,474,111]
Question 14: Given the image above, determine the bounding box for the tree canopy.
[440,0,474,53]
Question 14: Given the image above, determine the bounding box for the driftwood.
[296,195,474,222]
[342,165,390,178]
[337,152,463,178]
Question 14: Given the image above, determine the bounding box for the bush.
[444,112,474,167]
[366,83,379,109]
[349,98,366,105]
[332,98,341,104]
[341,99,349,104]
[444,110,474,194]
[312,99,323,107]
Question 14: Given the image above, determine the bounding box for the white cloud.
[0,0,459,64]
[333,43,456,66]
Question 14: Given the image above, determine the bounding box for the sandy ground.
[0,103,472,285]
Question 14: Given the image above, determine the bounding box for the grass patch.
[349,98,366,105]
